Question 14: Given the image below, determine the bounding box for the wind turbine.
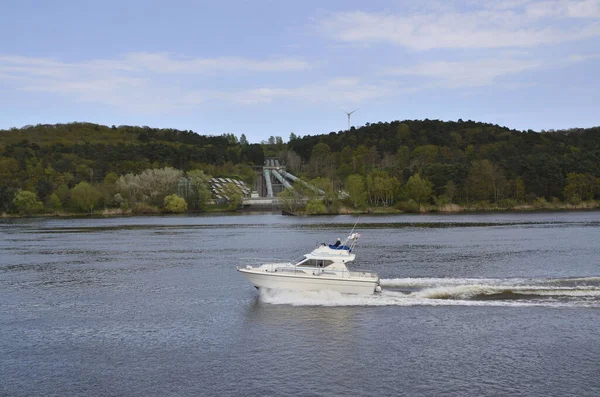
[344,108,358,131]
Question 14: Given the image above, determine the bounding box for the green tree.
[55,183,71,206]
[345,174,367,208]
[187,170,213,210]
[467,160,506,203]
[45,193,62,213]
[0,186,17,213]
[221,182,243,211]
[444,180,457,203]
[305,199,327,214]
[70,182,101,214]
[310,177,338,211]
[564,172,597,202]
[396,146,410,171]
[103,172,119,193]
[0,157,20,187]
[278,188,303,214]
[412,145,439,170]
[366,170,400,206]
[12,190,44,215]
[164,194,188,213]
[404,174,433,204]
[514,177,525,202]
[309,143,333,178]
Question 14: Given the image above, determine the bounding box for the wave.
[258,276,600,308]
[381,276,600,289]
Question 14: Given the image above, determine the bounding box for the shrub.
[164,194,188,213]
[395,199,420,213]
[498,199,516,209]
[132,202,160,214]
[305,199,327,214]
[532,197,553,209]
[12,190,44,215]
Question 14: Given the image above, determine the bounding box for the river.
[1,212,599,396]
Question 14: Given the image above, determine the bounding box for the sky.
[0,0,599,143]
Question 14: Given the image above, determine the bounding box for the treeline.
[1,119,600,215]
[0,123,264,214]
[285,120,600,212]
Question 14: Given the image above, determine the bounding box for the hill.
[1,119,599,215]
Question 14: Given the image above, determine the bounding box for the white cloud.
[319,1,600,50]
[119,52,311,73]
[385,53,597,88]
[0,53,397,112]
[387,58,544,88]
[0,53,315,113]
[525,0,600,18]
[216,77,400,105]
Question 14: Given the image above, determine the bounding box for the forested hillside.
[1,120,599,215]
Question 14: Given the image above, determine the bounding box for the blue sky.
[1,0,599,143]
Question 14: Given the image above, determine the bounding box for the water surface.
[1,212,599,396]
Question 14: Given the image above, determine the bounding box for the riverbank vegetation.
[1,120,599,216]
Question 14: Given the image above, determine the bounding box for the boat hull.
[238,268,379,295]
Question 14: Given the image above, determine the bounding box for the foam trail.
[258,287,600,308]
[381,277,527,288]
[381,276,600,289]
[259,276,600,308]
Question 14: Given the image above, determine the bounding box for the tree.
[138,167,182,206]
[12,190,44,215]
[305,199,327,214]
[309,143,333,178]
[240,134,249,146]
[412,145,439,170]
[70,181,101,214]
[444,180,457,203]
[514,177,525,202]
[466,160,506,203]
[396,146,410,171]
[221,182,243,210]
[55,184,71,206]
[0,157,20,187]
[164,194,188,213]
[0,186,17,213]
[404,174,433,204]
[310,177,338,211]
[366,170,400,206]
[564,172,597,202]
[278,188,303,214]
[187,170,213,210]
[45,193,62,213]
[346,174,367,208]
[103,172,119,193]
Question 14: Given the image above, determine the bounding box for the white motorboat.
[237,233,381,295]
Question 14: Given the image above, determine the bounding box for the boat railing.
[297,267,378,279]
[347,270,379,279]
[255,263,378,280]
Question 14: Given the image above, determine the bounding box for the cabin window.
[302,259,333,268]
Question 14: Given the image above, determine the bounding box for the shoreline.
[2,200,599,219]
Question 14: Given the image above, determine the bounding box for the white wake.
[258,276,600,308]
